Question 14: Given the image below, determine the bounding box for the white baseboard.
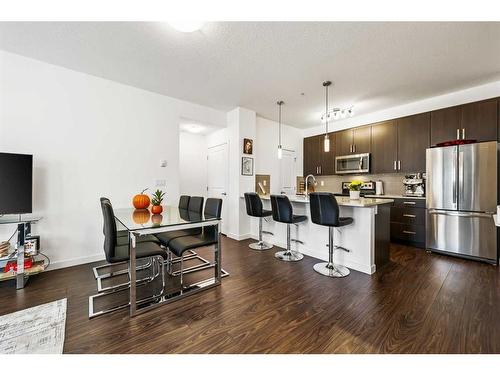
[226,232,251,241]
[46,253,105,271]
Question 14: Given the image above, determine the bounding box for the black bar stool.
[244,192,274,250]
[309,192,352,277]
[270,195,307,262]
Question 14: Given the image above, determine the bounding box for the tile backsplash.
[314,173,409,196]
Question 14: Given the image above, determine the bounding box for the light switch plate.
[320,180,324,186]
[160,160,167,167]
[263,180,267,186]
[156,179,166,187]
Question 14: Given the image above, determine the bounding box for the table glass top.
[0,214,42,225]
[113,205,219,231]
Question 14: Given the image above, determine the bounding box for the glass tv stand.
[0,215,44,289]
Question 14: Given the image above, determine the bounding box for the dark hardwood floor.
[1,237,499,353]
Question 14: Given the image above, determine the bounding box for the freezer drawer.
[426,209,497,261]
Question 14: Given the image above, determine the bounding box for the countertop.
[493,214,500,227]
[330,192,426,200]
[256,195,394,207]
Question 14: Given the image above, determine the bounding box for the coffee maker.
[403,173,425,197]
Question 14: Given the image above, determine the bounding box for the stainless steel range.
[426,141,498,263]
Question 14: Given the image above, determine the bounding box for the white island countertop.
[257,195,393,207]
[493,214,500,227]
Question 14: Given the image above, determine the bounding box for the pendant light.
[323,81,332,152]
[277,100,284,159]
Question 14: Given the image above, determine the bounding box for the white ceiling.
[1,22,499,128]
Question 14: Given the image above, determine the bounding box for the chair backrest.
[244,192,263,217]
[270,195,294,223]
[205,198,222,219]
[203,198,222,239]
[188,196,204,213]
[309,192,340,227]
[178,195,190,210]
[100,197,117,263]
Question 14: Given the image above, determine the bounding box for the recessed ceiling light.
[167,21,205,33]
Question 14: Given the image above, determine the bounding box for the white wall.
[303,80,500,137]
[179,132,208,197]
[255,116,304,194]
[0,50,226,269]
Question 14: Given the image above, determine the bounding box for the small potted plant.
[151,189,165,214]
[348,180,363,200]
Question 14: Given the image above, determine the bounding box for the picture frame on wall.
[243,138,253,155]
[241,157,254,176]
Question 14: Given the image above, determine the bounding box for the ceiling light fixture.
[322,81,332,153]
[167,21,205,33]
[321,106,355,122]
[277,100,284,159]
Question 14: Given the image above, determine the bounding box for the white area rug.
[0,298,67,354]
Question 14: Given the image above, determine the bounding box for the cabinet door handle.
[403,214,416,218]
[462,128,466,139]
[353,144,356,153]
[394,160,397,170]
[403,230,416,235]
[456,128,460,140]
[398,160,401,170]
[319,166,322,174]
[403,201,416,205]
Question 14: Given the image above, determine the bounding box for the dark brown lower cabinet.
[390,198,426,248]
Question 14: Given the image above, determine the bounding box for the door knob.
[221,192,227,196]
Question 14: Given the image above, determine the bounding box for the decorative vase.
[349,190,360,200]
[151,205,163,215]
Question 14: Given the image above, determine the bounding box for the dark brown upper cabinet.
[397,113,430,173]
[353,126,371,154]
[371,120,398,174]
[430,99,498,146]
[336,129,354,156]
[336,126,371,155]
[430,106,461,146]
[460,98,498,142]
[303,133,336,176]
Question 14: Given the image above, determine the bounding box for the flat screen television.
[0,152,33,215]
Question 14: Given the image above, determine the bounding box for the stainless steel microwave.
[335,153,370,174]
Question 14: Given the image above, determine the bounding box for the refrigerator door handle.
[428,209,494,218]
[459,150,464,206]
[452,148,457,207]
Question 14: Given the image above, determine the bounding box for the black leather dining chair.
[179,195,190,210]
[270,195,307,262]
[155,195,204,248]
[89,198,168,317]
[309,192,352,277]
[168,198,222,290]
[244,192,273,250]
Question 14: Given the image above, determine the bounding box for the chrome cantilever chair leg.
[89,255,166,318]
[93,257,153,280]
[313,227,350,277]
[275,224,304,262]
[249,217,274,251]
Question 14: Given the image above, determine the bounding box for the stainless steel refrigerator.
[426,141,498,263]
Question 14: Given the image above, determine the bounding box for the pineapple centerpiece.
[151,189,165,214]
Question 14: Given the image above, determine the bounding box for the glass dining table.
[112,205,227,316]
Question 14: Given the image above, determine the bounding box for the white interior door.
[207,143,229,234]
[280,149,296,195]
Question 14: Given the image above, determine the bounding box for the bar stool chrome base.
[313,262,350,277]
[275,250,304,262]
[249,241,273,250]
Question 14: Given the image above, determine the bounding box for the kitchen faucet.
[305,174,317,196]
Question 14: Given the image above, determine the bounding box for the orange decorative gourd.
[132,209,150,224]
[133,189,150,209]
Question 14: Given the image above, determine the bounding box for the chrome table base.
[275,250,304,262]
[313,262,350,277]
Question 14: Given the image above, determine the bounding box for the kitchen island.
[245,195,394,275]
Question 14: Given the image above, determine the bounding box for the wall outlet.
[320,180,324,187]
[263,180,267,186]
[156,179,167,187]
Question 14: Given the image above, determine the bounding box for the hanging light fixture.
[323,81,332,152]
[277,100,284,159]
